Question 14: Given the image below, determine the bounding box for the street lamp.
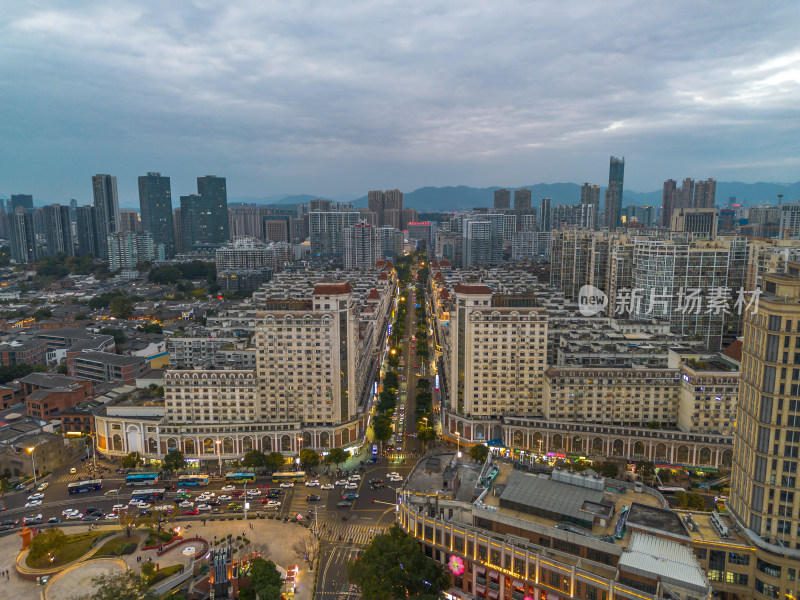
[297,437,303,471]
[215,440,222,476]
[455,431,461,459]
[28,446,37,487]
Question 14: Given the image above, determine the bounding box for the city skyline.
[1,1,799,204]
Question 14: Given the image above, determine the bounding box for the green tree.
[372,415,393,448]
[263,452,286,472]
[89,571,154,600]
[56,363,68,375]
[163,449,186,472]
[324,447,350,470]
[250,558,283,600]
[636,461,656,485]
[243,450,266,469]
[469,444,489,463]
[347,524,448,600]
[387,352,400,369]
[377,390,396,414]
[99,327,127,346]
[0,363,34,384]
[139,322,163,334]
[417,378,431,392]
[141,561,156,580]
[148,266,182,284]
[28,527,67,562]
[383,371,399,391]
[32,308,53,320]
[121,452,142,469]
[109,296,135,319]
[600,462,619,478]
[417,427,435,450]
[299,448,320,469]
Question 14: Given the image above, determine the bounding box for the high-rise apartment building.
[118,210,140,233]
[448,284,547,417]
[406,222,433,249]
[10,194,34,212]
[377,226,403,261]
[694,178,716,209]
[367,189,405,229]
[552,202,594,230]
[138,172,175,255]
[493,188,511,209]
[662,179,677,227]
[580,183,601,230]
[215,236,288,290]
[604,156,625,230]
[308,211,360,263]
[539,197,552,232]
[91,174,120,261]
[107,232,165,270]
[197,175,229,244]
[8,209,37,264]
[75,205,97,257]
[343,223,380,270]
[662,177,716,226]
[728,266,800,599]
[462,214,504,267]
[42,204,74,256]
[670,207,718,237]
[514,188,531,212]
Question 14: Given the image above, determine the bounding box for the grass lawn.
[94,533,141,557]
[25,530,115,569]
[147,564,184,586]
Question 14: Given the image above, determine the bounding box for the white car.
[334,479,348,486]
[36,482,49,492]
[305,480,320,487]
[389,476,403,483]
[135,502,151,509]
[264,500,281,508]
[344,483,358,490]
[27,493,44,501]
[197,504,211,512]
[388,472,400,477]
[279,482,294,488]
[105,513,118,520]
[321,483,335,490]
[25,500,42,508]
[221,485,235,492]
[348,474,361,481]
[246,489,261,496]
[218,495,232,501]
[178,501,194,508]
[65,512,84,520]
[111,504,127,512]
[62,508,80,516]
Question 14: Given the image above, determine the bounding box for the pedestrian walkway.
[319,521,385,546]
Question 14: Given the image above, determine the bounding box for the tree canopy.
[372,415,393,445]
[325,447,350,468]
[347,524,449,600]
[109,296,135,319]
[28,528,67,562]
[121,452,142,469]
[263,452,286,472]
[299,448,320,469]
[249,558,283,600]
[469,444,489,463]
[163,449,186,472]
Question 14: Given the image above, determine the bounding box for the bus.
[68,480,103,494]
[657,486,687,496]
[126,472,160,486]
[178,474,210,487]
[130,488,166,503]
[271,471,306,484]
[226,472,256,483]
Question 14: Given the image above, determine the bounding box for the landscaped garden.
[25,529,117,569]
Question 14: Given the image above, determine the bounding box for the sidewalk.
[2,518,319,600]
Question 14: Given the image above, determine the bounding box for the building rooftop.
[618,532,709,594]
[19,373,86,389]
[74,351,145,366]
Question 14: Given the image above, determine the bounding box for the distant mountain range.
[228,181,800,212]
[5,181,799,212]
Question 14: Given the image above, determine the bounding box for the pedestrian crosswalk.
[320,521,386,545]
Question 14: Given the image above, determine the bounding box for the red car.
[231,490,245,497]
[183,509,199,515]
[259,498,272,504]
[414,365,419,369]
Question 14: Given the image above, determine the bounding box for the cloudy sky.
[1,1,799,206]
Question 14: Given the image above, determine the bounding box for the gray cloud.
[1,0,798,204]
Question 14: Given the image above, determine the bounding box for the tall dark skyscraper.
[196,175,229,245]
[10,194,34,212]
[514,189,531,211]
[75,205,98,257]
[493,189,511,209]
[604,156,624,230]
[539,197,552,232]
[138,172,175,256]
[8,208,37,264]
[42,204,74,257]
[92,174,120,260]
[661,179,677,227]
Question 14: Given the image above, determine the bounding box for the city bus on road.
[226,472,256,483]
[130,488,166,503]
[68,480,103,494]
[271,471,305,484]
[178,474,210,487]
[126,472,160,486]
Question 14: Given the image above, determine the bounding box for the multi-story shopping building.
[398,454,712,600]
